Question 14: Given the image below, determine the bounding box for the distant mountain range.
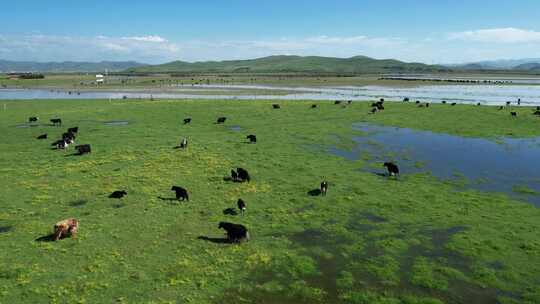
[0,60,146,73]
[125,55,448,74]
[2,56,540,74]
[448,58,540,71]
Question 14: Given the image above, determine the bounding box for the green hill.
[126,55,449,74]
[0,60,146,73]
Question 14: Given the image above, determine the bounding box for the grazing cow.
[217,117,227,124]
[28,116,39,123]
[67,127,78,134]
[415,100,420,104]
[236,167,250,182]
[383,162,400,177]
[334,100,342,105]
[75,144,91,155]
[179,137,188,149]
[320,181,328,196]
[50,118,62,126]
[109,190,127,198]
[184,118,192,124]
[171,186,189,201]
[311,104,318,108]
[477,103,481,106]
[403,98,410,102]
[272,104,281,109]
[442,100,447,104]
[36,134,47,140]
[451,103,457,106]
[62,132,76,143]
[231,169,239,181]
[237,199,246,215]
[511,112,517,117]
[57,140,69,150]
[218,222,250,243]
[53,218,78,241]
[533,110,540,116]
[246,134,257,143]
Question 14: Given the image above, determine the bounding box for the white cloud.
[122,35,167,43]
[449,28,540,43]
[0,34,181,63]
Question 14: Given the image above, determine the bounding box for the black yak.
[56,140,69,150]
[383,162,400,177]
[311,104,318,108]
[50,118,62,126]
[237,199,246,215]
[217,117,227,124]
[320,181,328,196]
[218,222,250,243]
[179,137,188,149]
[272,104,281,109]
[171,186,189,201]
[246,134,257,143]
[62,132,76,143]
[75,144,91,155]
[109,190,127,199]
[231,169,239,181]
[451,103,457,106]
[236,168,250,182]
[184,118,192,124]
[36,134,47,140]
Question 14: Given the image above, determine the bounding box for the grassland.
[1,99,540,304]
[6,73,539,91]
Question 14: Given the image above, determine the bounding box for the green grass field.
[3,73,530,90]
[1,99,539,304]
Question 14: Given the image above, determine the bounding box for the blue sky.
[1,1,540,64]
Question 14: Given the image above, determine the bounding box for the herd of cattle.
[29,117,91,155]
[29,97,533,243]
